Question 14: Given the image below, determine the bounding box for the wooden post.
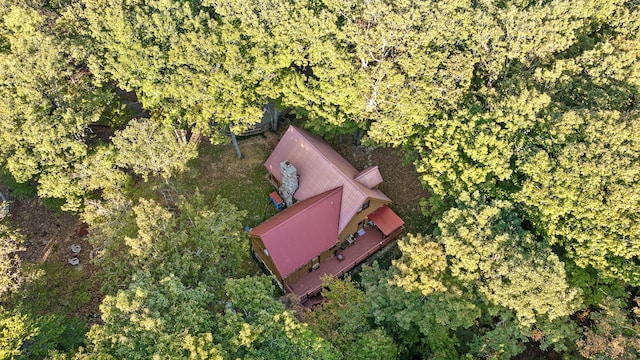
[188,130,202,146]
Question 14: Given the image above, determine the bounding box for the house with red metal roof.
[250,126,404,302]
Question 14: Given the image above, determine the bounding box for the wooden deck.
[285,225,404,303]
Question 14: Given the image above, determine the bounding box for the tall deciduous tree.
[207,0,347,136]
[73,0,266,140]
[302,276,398,360]
[112,118,198,182]
[323,0,476,144]
[38,144,130,211]
[435,193,581,329]
[361,261,479,359]
[218,276,339,360]
[87,191,250,293]
[517,110,640,285]
[0,4,116,210]
[85,272,224,359]
[81,191,256,358]
[214,0,479,141]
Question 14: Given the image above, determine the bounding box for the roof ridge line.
[259,186,343,236]
[291,126,369,199]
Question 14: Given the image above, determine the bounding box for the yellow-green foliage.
[437,193,582,328]
[76,0,265,139]
[518,110,640,285]
[0,307,32,360]
[391,234,448,296]
[0,5,116,207]
[112,118,198,181]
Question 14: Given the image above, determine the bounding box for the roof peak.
[287,126,370,197]
[265,125,391,233]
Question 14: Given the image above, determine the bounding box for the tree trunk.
[265,101,279,131]
[0,190,8,220]
[353,128,364,146]
[230,131,243,159]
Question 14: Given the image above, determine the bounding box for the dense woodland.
[0,0,639,358]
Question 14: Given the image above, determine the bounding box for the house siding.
[251,235,284,284]
[281,244,340,284]
[338,199,390,241]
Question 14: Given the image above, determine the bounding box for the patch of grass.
[0,167,36,199]
[197,138,228,161]
[171,138,275,227]
[17,262,92,316]
[214,165,273,227]
[41,197,67,212]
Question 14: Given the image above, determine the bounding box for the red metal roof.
[250,187,342,278]
[355,166,383,188]
[367,205,404,236]
[264,126,390,233]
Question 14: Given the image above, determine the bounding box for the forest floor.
[6,196,103,324]
[330,138,431,234]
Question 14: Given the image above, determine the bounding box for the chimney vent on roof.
[279,160,298,207]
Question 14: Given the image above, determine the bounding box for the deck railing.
[292,225,405,302]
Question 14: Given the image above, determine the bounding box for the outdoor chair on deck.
[346,234,356,246]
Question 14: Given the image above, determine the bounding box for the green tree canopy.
[112,118,198,181]
[435,193,581,328]
[85,272,223,359]
[361,261,479,359]
[302,276,398,360]
[72,0,268,140]
[88,192,250,293]
[0,4,116,209]
[218,276,339,360]
[517,109,640,285]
